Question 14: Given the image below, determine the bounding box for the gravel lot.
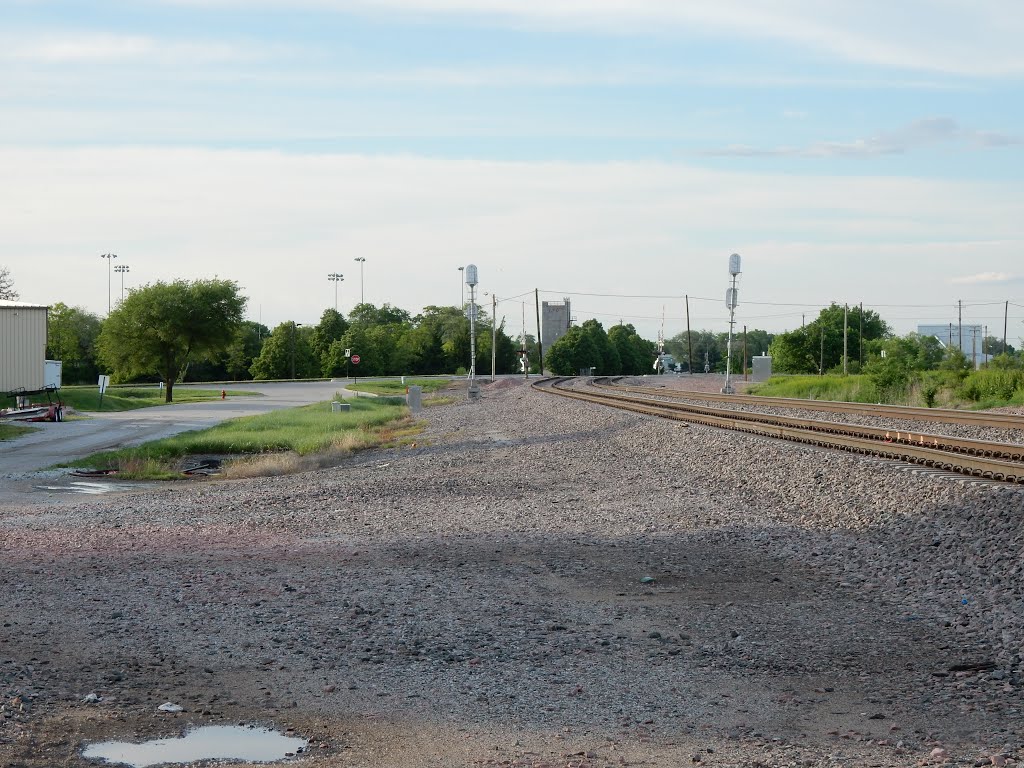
[2,378,1023,767]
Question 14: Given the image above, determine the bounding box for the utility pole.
[522,302,528,379]
[843,303,849,375]
[685,294,693,375]
[1005,300,1010,355]
[858,302,864,369]
[742,325,748,381]
[820,327,825,376]
[958,299,963,357]
[535,289,544,375]
[972,327,977,370]
[491,292,497,382]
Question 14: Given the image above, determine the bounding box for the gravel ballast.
[2,378,1023,767]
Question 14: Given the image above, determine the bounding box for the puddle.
[82,725,307,767]
[34,481,147,495]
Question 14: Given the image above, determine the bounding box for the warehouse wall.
[0,303,48,392]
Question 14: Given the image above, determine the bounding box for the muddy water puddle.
[82,725,307,767]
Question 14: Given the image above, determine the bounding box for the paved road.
[0,381,352,475]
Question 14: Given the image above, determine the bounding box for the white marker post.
[98,374,110,411]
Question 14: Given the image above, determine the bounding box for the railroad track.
[593,377,1024,430]
[534,377,1024,484]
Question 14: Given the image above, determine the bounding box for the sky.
[1,0,1022,342]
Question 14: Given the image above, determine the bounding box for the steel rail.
[595,378,1024,431]
[534,378,1024,484]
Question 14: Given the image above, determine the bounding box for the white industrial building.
[0,300,49,392]
[917,323,990,368]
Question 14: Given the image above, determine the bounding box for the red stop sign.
[351,355,361,364]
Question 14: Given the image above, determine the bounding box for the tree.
[348,302,412,328]
[546,326,602,375]
[224,321,269,380]
[769,305,888,374]
[46,303,103,384]
[607,324,657,375]
[0,266,17,300]
[250,322,317,380]
[311,309,349,375]
[97,279,247,402]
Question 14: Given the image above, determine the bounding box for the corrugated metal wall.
[0,306,48,392]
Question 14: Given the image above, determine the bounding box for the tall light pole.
[328,273,344,311]
[114,264,130,303]
[457,266,465,308]
[353,257,366,304]
[722,253,741,394]
[100,253,117,314]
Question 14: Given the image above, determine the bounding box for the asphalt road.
[0,381,352,475]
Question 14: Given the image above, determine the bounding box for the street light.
[353,257,366,304]
[457,266,464,308]
[327,273,344,311]
[114,264,130,303]
[100,253,117,314]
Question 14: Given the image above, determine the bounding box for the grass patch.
[57,386,260,412]
[65,396,413,479]
[748,375,882,403]
[346,378,453,395]
[0,423,35,441]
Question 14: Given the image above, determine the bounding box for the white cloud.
[0,32,268,64]
[703,118,1021,158]
[1,147,1021,335]
[950,272,1019,285]
[156,0,1024,76]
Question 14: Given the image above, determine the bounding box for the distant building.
[917,323,990,368]
[541,299,572,351]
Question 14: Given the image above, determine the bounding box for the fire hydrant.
[221,389,226,400]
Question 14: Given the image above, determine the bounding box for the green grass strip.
[65,396,409,472]
[56,386,260,412]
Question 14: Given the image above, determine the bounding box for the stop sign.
[351,355,361,364]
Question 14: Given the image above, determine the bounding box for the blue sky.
[2,0,1022,339]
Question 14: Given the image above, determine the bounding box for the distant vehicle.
[653,354,679,374]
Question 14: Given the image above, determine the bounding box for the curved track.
[534,377,1024,484]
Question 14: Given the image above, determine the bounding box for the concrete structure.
[918,324,990,368]
[0,300,48,392]
[752,355,772,383]
[541,299,572,351]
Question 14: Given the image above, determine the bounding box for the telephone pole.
[843,304,849,375]
[535,289,544,375]
[685,294,693,375]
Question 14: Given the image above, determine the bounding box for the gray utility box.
[331,401,351,413]
[752,355,772,383]
[407,385,423,413]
